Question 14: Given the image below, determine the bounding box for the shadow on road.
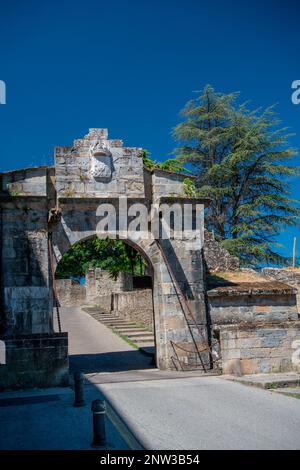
[69,350,155,374]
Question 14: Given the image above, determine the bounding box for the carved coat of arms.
[89,141,112,180]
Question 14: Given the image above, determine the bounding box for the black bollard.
[91,399,107,447]
[73,372,85,407]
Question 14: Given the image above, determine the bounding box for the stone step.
[127,337,155,343]
[86,309,155,347]
[112,327,149,333]
[94,313,116,317]
[123,331,154,337]
[91,315,119,320]
[83,308,102,313]
[103,322,138,328]
[96,315,126,320]
[98,318,135,325]
[93,313,121,320]
[97,320,127,324]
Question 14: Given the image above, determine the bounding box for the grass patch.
[110,322,152,349]
[281,392,300,399]
[135,322,153,332]
[266,382,280,390]
[83,308,152,348]
[112,330,139,349]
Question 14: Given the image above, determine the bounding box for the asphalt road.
[96,375,300,450]
[52,306,300,450]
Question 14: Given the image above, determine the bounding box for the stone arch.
[52,224,168,368]
[0,128,210,389]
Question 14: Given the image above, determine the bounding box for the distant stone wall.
[203,230,239,272]
[263,268,300,313]
[85,268,133,304]
[55,279,86,307]
[55,270,133,307]
[94,294,112,313]
[220,322,300,375]
[112,289,154,330]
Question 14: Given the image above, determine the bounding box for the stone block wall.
[55,279,86,307]
[208,285,298,325]
[208,282,300,375]
[220,322,300,375]
[94,294,113,313]
[0,333,69,390]
[112,289,154,330]
[151,169,191,200]
[1,197,53,336]
[203,230,239,272]
[55,270,134,309]
[0,167,47,196]
[55,128,145,198]
[263,268,300,313]
[85,268,133,304]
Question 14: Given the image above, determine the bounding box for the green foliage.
[139,149,188,173]
[183,178,197,197]
[55,238,147,280]
[173,84,300,267]
[139,149,156,170]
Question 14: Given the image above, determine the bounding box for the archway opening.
[54,237,156,375]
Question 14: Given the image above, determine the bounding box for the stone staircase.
[83,307,155,356]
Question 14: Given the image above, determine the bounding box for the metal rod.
[155,239,211,370]
[293,237,297,268]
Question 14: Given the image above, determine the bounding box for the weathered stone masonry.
[1,128,300,389]
[203,230,239,272]
[85,268,133,304]
[263,268,300,313]
[55,279,86,307]
[56,270,154,329]
[207,281,300,374]
[0,129,209,388]
[0,184,68,389]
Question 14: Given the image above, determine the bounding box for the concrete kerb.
[222,372,300,390]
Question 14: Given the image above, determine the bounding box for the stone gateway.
[0,128,299,390]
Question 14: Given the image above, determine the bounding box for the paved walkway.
[83,307,155,353]
[0,386,129,450]
[1,307,299,450]
[55,307,154,374]
[95,375,300,450]
[1,374,300,450]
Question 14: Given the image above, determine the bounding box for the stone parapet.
[263,268,300,313]
[208,281,298,325]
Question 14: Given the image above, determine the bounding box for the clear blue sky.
[0,0,299,258]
